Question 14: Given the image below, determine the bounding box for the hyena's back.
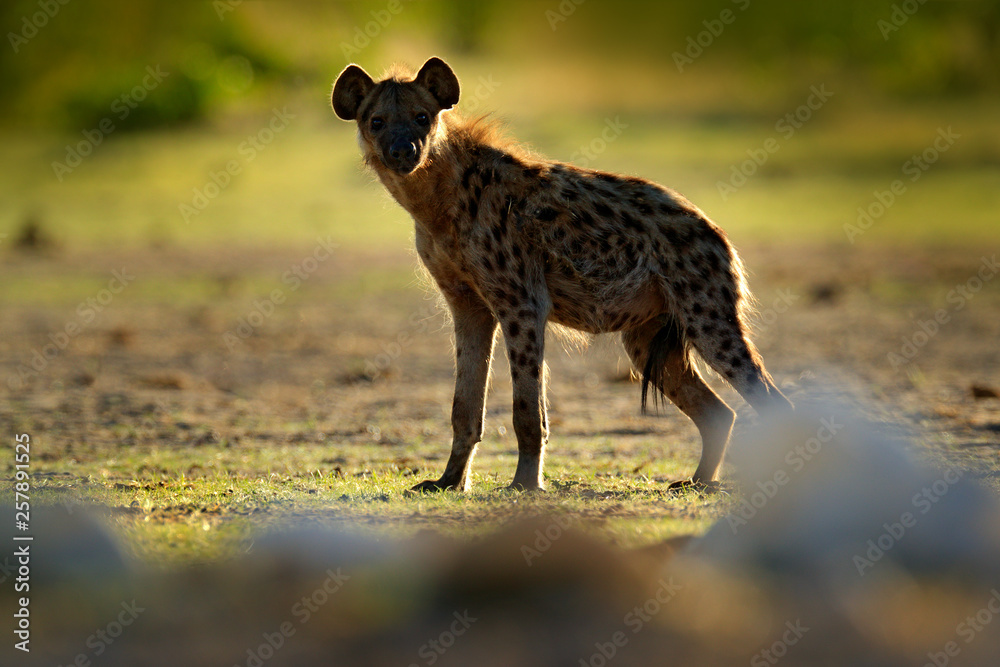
[456,153,747,338]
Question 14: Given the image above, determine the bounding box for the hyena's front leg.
[411,297,497,493]
[501,310,549,491]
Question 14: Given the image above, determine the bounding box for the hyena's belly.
[545,266,666,334]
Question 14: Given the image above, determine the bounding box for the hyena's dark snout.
[383,134,421,174]
[390,137,417,161]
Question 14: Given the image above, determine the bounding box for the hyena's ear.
[332,64,375,121]
[414,57,460,111]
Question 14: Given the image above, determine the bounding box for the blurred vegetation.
[3,0,1000,130]
[0,1,997,251]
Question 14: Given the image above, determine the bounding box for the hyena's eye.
[415,112,429,126]
[370,117,384,131]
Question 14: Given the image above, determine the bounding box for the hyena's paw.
[406,478,464,494]
[495,480,546,493]
[666,479,727,495]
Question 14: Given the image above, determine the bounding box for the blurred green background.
[1,0,999,250]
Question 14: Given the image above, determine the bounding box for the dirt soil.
[2,242,997,485]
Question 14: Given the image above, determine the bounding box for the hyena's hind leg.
[622,318,737,487]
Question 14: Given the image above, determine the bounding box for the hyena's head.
[332,57,459,176]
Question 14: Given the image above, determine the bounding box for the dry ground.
[1,241,997,557]
[2,239,999,666]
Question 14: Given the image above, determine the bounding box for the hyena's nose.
[389,139,417,162]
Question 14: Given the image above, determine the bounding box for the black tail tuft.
[640,316,688,415]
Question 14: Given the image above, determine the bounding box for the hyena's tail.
[640,313,690,415]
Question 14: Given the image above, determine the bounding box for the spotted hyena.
[332,57,793,492]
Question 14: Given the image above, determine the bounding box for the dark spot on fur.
[658,201,684,216]
[621,211,644,232]
[552,227,566,241]
[561,188,578,200]
[496,252,507,271]
[523,166,542,179]
[576,210,594,227]
[460,166,476,189]
[537,207,558,222]
[507,321,521,338]
[623,244,637,265]
[594,202,614,218]
[596,172,617,183]
[516,398,529,411]
[691,303,703,314]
